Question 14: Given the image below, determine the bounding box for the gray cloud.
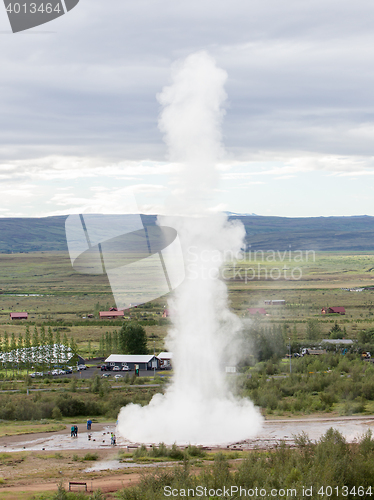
[1,0,374,164]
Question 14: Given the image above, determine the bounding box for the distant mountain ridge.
[0,214,373,253]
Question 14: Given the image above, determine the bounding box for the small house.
[158,352,172,369]
[10,312,28,320]
[162,309,169,318]
[68,354,86,366]
[264,300,285,306]
[99,310,124,319]
[248,308,267,315]
[322,307,346,315]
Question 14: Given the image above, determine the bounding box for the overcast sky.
[1,0,374,217]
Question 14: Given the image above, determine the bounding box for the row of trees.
[99,324,148,356]
[306,318,348,340]
[0,322,149,377]
[0,325,78,375]
[99,330,120,356]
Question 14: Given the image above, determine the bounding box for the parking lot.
[31,366,168,380]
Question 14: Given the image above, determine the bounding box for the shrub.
[90,375,101,394]
[168,443,185,460]
[186,445,206,458]
[52,406,62,420]
[89,490,104,500]
[52,481,68,500]
[149,443,168,458]
[133,445,148,458]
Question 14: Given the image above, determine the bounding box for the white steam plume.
[117,52,262,445]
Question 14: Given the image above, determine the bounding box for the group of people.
[70,422,116,444]
[70,425,78,437]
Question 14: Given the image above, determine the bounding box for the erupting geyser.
[117,51,263,445]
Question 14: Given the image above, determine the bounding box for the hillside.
[0,214,373,253]
[234,215,374,251]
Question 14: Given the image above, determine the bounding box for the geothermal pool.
[1,416,374,454]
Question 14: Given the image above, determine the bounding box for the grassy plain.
[1,250,374,498]
[1,251,374,354]
[0,421,65,437]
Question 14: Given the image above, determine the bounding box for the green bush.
[51,406,62,419]
[89,490,104,500]
[133,444,148,458]
[132,443,192,461]
[149,442,168,457]
[116,429,374,500]
[241,353,374,416]
[168,443,185,460]
[185,445,206,458]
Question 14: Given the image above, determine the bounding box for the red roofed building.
[321,307,346,315]
[10,312,28,320]
[99,310,124,319]
[248,308,267,315]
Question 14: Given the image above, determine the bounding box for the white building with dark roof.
[104,354,159,370]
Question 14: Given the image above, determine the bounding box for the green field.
[0,251,374,356]
[2,248,374,499]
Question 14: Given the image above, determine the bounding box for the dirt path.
[0,472,142,499]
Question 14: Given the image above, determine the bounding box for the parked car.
[78,364,87,371]
[121,364,130,371]
[112,366,120,371]
[64,367,73,374]
[51,369,60,376]
[102,373,110,378]
[114,374,123,380]
[100,365,107,371]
